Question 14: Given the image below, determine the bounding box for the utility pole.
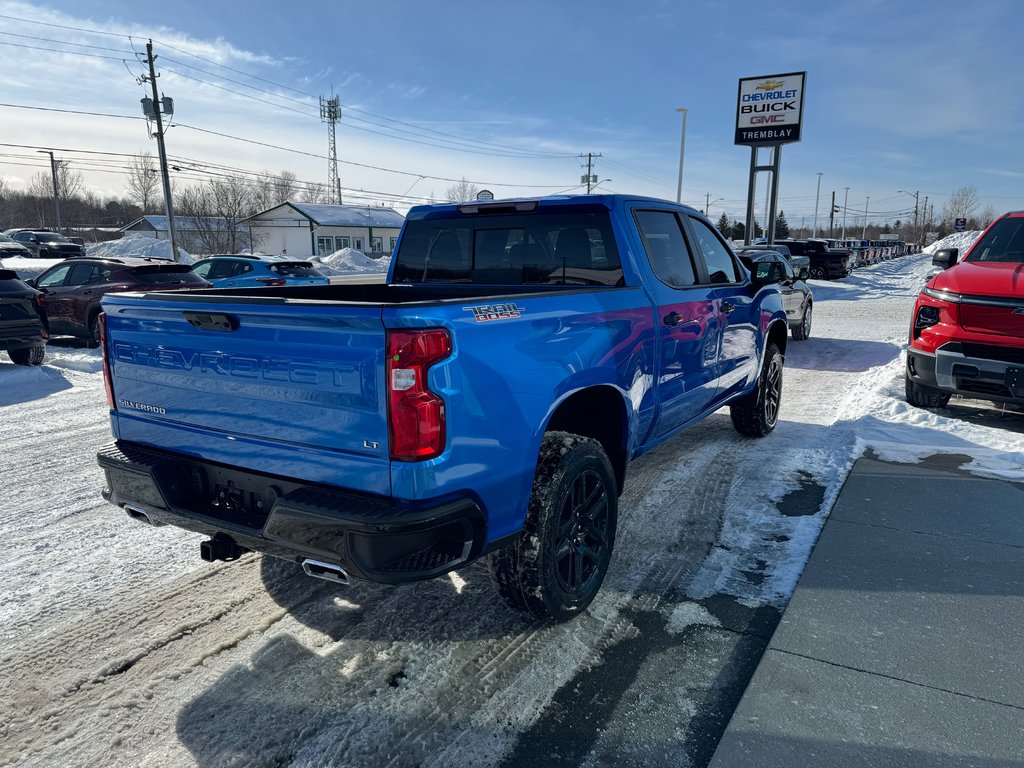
[141,40,180,262]
[842,186,849,240]
[578,152,601,193]
[38,150,62,232]
[921,196,928,242]
[812,172,823,237]
[829,190,836,238]
[320,95,342,204]
[861,196,870,239]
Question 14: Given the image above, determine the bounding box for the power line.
[0,102,144,120]
[0,39,133,60]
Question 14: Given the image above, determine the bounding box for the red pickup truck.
[906,211,1024,408]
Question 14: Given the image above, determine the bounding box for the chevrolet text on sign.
[735,71,806,146]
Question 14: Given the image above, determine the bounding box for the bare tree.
[974,204,997,229]
[301,181,332,204]
[126,152,160,213]
[251,169,300,212]
[446,177,479,202]
[176,174,258,254]
[942,185,979,228]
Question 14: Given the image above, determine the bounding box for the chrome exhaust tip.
[302,558,350,585]
[124,504,153,526]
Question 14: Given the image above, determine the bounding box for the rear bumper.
[98,440,488,583]
[907,343,1024,404]
[0,323,46,350]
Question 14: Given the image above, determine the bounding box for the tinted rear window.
[269,262,320,277]
[391,210,623,286]
[131,265,208,284]
[967,217,1024,263]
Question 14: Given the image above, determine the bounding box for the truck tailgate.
[103,295,390,494]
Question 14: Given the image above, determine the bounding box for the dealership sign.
[735,71,806,146]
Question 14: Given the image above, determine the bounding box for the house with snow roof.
[120,215,252,255]
[243,201,406,258]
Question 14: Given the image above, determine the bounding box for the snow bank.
[315,247,390,275]
[923,230,981,256]
[86,233,194,263]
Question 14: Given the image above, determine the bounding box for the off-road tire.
[730,342,784,437]
[809,266,826,280]
[905,374,951,408]
[792,302,812,341]
[8,345,45,366]
[488,432,618,622]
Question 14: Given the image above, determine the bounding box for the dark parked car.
[777,239,852,280]
[10,230,85,258]
[27,257,211,345]
[0,233,33,259]
[735,244,810,280]
[737,249,813,340]
[0,269,47,365]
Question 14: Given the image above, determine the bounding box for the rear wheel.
[730,342,784,437]
[809,266,826,280]
[905,374,951,408]
[8,345,45,366]
[792,302,812,341]
[87,312,101,348]
[489,432,618,622]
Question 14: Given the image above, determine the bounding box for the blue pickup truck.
[97,195,789,621]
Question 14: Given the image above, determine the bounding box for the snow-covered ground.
[0,253,1021,767]
[315,246,391,275]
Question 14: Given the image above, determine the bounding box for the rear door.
[34,263,74,333]
[632,208,720,438]
[684,214,759,403]
[63,262,112,333]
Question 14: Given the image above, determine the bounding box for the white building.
[244,202,406,258]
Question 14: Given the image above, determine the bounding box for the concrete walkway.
[710,453,1024,767]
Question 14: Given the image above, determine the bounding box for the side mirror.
[30,236,40,243]
[932,248,958,270]
[24,277,37,288]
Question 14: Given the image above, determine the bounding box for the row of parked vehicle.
[1,228,87,258]
[0,254,329,365]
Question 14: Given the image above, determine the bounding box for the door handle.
[664,311,682,326]
[721,302,735,314]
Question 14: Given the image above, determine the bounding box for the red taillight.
[255,277,286,286]
[387,329,451,461]
[99,311,115,409]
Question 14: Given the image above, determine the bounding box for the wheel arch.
[542,385,630,495]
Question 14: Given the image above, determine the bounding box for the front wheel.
[905,374,951,408]
[488,432,618,622]
[8,345,45,366]
[730,342,784,437]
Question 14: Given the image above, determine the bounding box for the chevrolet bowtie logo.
[756,80,786,91]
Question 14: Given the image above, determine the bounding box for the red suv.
[28,257,211,346]
[906,211,1024,408]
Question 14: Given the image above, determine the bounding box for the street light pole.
[812,172,823,237]
[675,107,687,204]
[862,196,870,239]
[842,186,849,240]
[37,150,62,232]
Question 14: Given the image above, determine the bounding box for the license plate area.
[1006,366,1023,396]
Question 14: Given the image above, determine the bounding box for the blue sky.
[1,0,1020,229]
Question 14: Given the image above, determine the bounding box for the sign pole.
[744,147,758,246]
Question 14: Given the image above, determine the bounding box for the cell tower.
[320,95,341,204]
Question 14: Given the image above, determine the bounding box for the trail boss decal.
[464,303,525,322]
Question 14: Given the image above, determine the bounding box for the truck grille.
[960,302,1024,339]
[960,343,1024,365]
